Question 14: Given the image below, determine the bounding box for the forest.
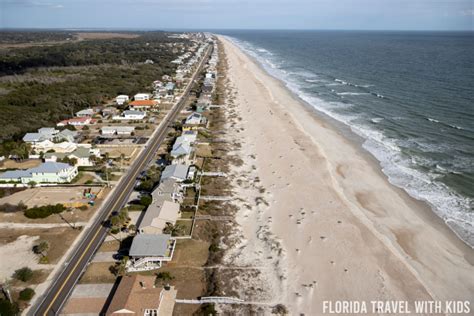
[0,31,189,143]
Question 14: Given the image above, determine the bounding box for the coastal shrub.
[39,256,49,264]
[136,179,154,192]
[199,304,217,316]
[272,304,288,315]
[0,202,27,213]
[19,288,35,301]
[24,204,66,219]
[0,299,19,315]
[139,195,152,206]
[155,272,174,286]
[110,227,120,234]
[32,240,49,255]
[13,267,33,282]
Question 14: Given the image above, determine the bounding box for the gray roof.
[70,147,91,158]
[23,133,43,142]
[56,129,78,137]
[129,234,171,257]
[161,164,188,181]
[171,142,191,157]
[0,169,31,180]
[44,152,67,160]
[38,127,58,135]
[44,147,90,160]
[76,108,94,115]
[152,179,177,198]
[29,162,73,174]
[0,162,73,180]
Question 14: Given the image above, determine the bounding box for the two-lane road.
[31,44,212,316]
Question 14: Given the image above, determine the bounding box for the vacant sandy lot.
[0,186,102,208]
[99,146,139,159]
[0,158,41,170]
[0,227,80,280]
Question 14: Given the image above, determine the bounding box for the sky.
[0,0,473,31]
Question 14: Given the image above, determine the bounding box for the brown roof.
[106,274,163,315]
[62,297,108,314]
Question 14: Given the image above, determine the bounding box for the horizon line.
[0,27,473,33]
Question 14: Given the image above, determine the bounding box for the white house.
[57,117,92,127]
[23,128,59,144]
[32,140,77,154]
[113,110,146,120]
[127,234,176,272]
[115,95,129,105]
[134,93,150,101]
[53,129,78,143]
[44,146,100,167]
[139,200,180,234]
[0,162,78,184]
[101,126,135,136]
[170,131,197,163]
[185,112,206,125]
[75,108,94,117]
[161,164,189,182]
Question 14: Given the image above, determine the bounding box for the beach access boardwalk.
[194,215,233,221]
[199,195,233,201]
[201,171,227,177]
[175,296,276,306]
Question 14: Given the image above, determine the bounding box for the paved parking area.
[71,283,114,298]
[91,251,116,263]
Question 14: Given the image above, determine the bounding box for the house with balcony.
[0,162,78,184]
[127,234,176,272]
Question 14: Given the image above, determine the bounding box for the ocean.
[218,30,474,247]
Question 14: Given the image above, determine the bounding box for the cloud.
[460,9,474,16]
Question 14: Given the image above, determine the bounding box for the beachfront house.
[134,93,150,101]
[115,95,129,105]
[127,234,176,272]
[185,112,206,125]
[161,164,189,182]
[105,274,173,316]
[112,110,146,120]
[0,162,78,184]
[170,131,197,163]
[139,200,180,234]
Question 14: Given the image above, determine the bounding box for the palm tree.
[33,241,49,256]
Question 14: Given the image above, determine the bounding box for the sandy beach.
[218,36,474,315]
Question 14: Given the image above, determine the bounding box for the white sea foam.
[371,117,384,123]
[337,92,371,96]
[228,36,474,247]
[305,79,323,83]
